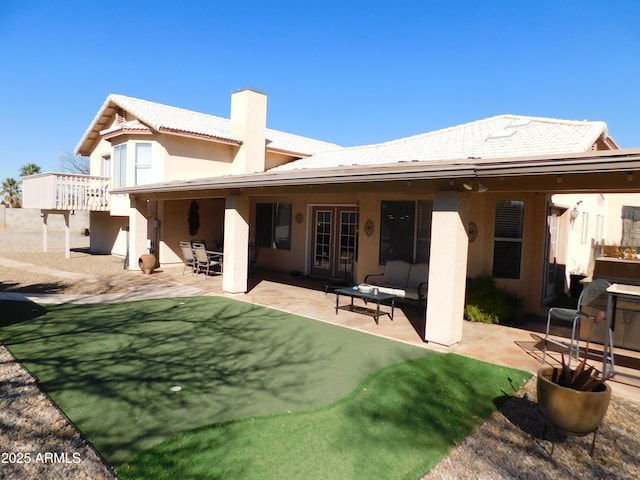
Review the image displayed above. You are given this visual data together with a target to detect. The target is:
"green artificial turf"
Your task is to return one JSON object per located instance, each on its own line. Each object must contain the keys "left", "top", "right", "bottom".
{"left": 118, "top": 354, "right": 530, "bottom": 480}
{"left": 1, "top": 296, "right": 530, "bottom": 479}
{"left": 0, "top": 296, "right": 431, "bottom": 465}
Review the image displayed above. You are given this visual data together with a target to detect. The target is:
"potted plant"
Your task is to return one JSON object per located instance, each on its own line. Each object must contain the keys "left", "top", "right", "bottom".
{"left": 537, "top": 311, "right": 611, "bottom": 443}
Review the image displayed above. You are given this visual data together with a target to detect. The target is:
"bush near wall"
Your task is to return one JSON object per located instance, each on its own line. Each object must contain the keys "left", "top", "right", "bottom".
{"left": 464, "top": 275, "right": 524, "bottom": 324}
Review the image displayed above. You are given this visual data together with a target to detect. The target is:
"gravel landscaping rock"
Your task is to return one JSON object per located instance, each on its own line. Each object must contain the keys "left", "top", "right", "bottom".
{"left": 422, "top": 378, "right": 640, "bottom": 480}
{"left": 0, "top": 346, "right": 117, "bottom": 480}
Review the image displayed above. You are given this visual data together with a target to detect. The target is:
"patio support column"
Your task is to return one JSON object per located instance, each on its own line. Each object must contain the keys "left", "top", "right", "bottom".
{"left": 128, "top": 199, "right": 149, "bottom": 270}
{"left": 63, "top": 211, "right": 70, "bottom": 259}
{"left": 425, "top": 191, "right": 469, "bottom": 346}
{"left": 223, "top": 195, "right": 250, "bottom": 294}
{"left": 41, "top": 211, "right": 49, "bottom": 252}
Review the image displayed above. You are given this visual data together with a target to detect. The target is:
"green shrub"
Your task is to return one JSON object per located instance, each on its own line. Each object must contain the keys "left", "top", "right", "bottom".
{"left": 464, "top": 275, "right": 522, "bottom": 324}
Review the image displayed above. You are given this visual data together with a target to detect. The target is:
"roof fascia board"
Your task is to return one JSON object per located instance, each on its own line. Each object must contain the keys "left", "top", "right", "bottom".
{"left": 155, "top": 127, "right": 242, "bottom": 146}
{"left": 112, "top": 148, "right": 640, "bottom": 196}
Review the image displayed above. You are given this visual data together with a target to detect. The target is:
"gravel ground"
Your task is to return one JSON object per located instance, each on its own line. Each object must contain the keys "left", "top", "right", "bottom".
{"left": 0, "top": 346, "right": 117, "bottom": 480}
{"left": 422, "top": 379, "right": 640, "bottom": 480}
{"left": 1, "top": 228, "right": 640, "bottom": 479}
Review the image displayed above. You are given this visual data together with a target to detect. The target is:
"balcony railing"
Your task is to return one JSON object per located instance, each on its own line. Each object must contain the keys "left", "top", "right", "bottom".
{"left": 22, "top": 173, "right": 110, "bottom": 211}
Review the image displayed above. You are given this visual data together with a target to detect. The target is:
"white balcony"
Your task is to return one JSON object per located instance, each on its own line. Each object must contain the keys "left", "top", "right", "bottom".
{"left": 22, "top": 173, "right": 110, "bottom": 211}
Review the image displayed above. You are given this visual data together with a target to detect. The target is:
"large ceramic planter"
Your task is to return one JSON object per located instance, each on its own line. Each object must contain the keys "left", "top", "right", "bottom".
{"left": 138, "top": 254, "right": 157, "bottom": 274}
{"left": 536, "top": 367, "right": 611, "bottom": 436}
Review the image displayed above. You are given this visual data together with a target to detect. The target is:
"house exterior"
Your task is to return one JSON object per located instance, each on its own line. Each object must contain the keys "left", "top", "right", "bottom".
{"left": 23, "top": 88, "right": 640, "bottom": 347}
{"left": 550, "top": 192, "right": 640, "bottom": 281}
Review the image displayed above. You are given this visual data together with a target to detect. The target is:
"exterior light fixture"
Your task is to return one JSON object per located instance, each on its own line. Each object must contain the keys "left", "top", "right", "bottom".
{"left": 462, "top": 173, "right": 488, "bottom": 193}
{"left": 570, "top": 207, "right": 580, "bottom": 221}
{"left": 556, "top": 175, "right": 563, "bottom": 184}
{"left": 569, "top": 206, "right": 580, "bottom": 227}
{"left": 627, "top": 172, "right": 634, "bottom": 182}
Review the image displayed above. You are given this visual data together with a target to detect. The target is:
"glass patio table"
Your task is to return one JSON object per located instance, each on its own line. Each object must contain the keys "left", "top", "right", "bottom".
{"left": 334, "top": 287, "right": 396, "bottom": 324}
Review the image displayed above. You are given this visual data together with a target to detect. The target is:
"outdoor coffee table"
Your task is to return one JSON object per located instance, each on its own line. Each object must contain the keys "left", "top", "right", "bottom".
{"left": 334, "top": 287, "right": 396, "bottom": 324}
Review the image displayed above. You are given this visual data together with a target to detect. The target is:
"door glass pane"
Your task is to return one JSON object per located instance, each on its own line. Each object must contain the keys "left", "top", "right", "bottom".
{"left": 338, "top": 211, "right": 358, "bottom": 273}
{"left": 314, "top": 210, "right": 331, "bottom": 269}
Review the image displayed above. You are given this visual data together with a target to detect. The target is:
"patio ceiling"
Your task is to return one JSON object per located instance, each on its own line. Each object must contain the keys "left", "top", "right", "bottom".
{"left": 114, "top": 148, "right": 640, "bottom": 200}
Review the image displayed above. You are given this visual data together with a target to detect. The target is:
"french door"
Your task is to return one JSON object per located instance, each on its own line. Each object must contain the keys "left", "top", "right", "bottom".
{"left": 310, "top": 206, "right": 358, "bottom": 279}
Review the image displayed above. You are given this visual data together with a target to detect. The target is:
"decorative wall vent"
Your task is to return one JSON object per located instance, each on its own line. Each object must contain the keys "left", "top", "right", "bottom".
{"left": 115, "top": 108, "right": 126, "bottom": 124}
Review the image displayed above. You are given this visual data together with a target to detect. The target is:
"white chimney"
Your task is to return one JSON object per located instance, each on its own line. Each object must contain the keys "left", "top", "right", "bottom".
{"left": 230, "top": 88, "right": 267, "bottom": 174}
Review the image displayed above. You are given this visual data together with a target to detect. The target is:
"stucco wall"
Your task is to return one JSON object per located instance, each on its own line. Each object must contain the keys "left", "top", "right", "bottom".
{"left": 162, "top": 136, "right": 234, "bottom": 181}
{"left": 89, "top": 211, "right": 128, "bottom": 255}
{"left": 159, "top": 198, "right": 226, "bottom": 265}
{"left": 0, "top": 206, "right": 89, "bottom": 232}
{"left": 89, "top": 123, "right": 303, "bottom": 187}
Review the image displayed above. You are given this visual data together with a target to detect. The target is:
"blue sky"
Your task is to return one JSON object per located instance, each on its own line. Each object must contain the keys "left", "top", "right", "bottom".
{"left": 1, "top": 0, "right": 639, "bottom": 181}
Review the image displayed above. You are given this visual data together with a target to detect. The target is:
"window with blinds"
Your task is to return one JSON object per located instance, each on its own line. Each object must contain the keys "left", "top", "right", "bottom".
{"left": 621, "top": 205, "right": 640, "bottom": 247}
{"left": 492, "top": 200, "right": 524, "bottom": 279}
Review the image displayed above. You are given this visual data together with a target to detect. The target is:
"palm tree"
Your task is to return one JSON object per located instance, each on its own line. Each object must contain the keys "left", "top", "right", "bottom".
{"left": 1, "top": 177, "right": 21, "bottom": 207}
{"left": 19, "top": 163, "right": 42, "bottom": 176}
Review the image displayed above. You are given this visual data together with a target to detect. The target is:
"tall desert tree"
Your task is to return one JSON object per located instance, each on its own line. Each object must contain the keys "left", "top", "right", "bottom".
{"left": 19, "top": 163, "right": 41, "bottom": 176}
{"left": 1, "top": 177, "right": 21, "bottom": 207}
{"left": 60, "top": 152, "right": 90, "bottom": 175}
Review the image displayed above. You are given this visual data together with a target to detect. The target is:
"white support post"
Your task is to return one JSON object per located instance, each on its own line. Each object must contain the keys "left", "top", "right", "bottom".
{"left": 425, "top": 191, "right": 469, "bottom": 346}
{"left": 128, "top": 200, "right": 150, "bottom": 271}
{"left": 42, "top": 211, "right": 49, "bottom": 252}
{"left": 222, "top": 196, "right": 250, "bottom": 294}
{"left": 64, "top": 212, "right": 70, "bottom": 259}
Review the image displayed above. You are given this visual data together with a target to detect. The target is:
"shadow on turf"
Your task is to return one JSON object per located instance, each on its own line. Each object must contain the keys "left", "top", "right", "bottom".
{"left": 0, "top": 297, "right": 364, "bottom": 467}
{"left": 0, "top": 299, "right": 47, "bottom": 327}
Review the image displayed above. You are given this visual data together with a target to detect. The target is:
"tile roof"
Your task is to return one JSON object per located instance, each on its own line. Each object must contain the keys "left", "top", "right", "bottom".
{"left": 271, "top": 115, "right": 616, "bottom": 171}
{"left": 76, "top": 94, "right": 340, "bottom": 156}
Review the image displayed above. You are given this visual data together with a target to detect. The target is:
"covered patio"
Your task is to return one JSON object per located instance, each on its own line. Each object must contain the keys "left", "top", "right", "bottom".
{"left": 118, "top": 148, "right": 640, "bottom": 351}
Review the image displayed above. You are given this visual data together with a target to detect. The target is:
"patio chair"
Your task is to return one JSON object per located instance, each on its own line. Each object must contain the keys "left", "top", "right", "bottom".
{"left": 192, "top": 242, "right": 222, "bottom": 277}
{"left": 179, "top": 241, "right": 196, "bottom": 274}
{"left": 543, "top": 278, "right": 610, "bottom": 367}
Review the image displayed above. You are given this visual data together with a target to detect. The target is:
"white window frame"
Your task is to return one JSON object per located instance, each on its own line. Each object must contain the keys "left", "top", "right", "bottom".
{"left": 113, "top": 144, "right": 127, "bottom": 188}
{"left": 101, "top": 154, "right": 111, "bottom": 178}
{"left": 581, "top": 212, "right": 589, "bottom": 245}
{"left": 135, "top": 143, "right": 153, "bottom": 185}
{"left": 492, "top": 200, "right": 525, "bottom": 279}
